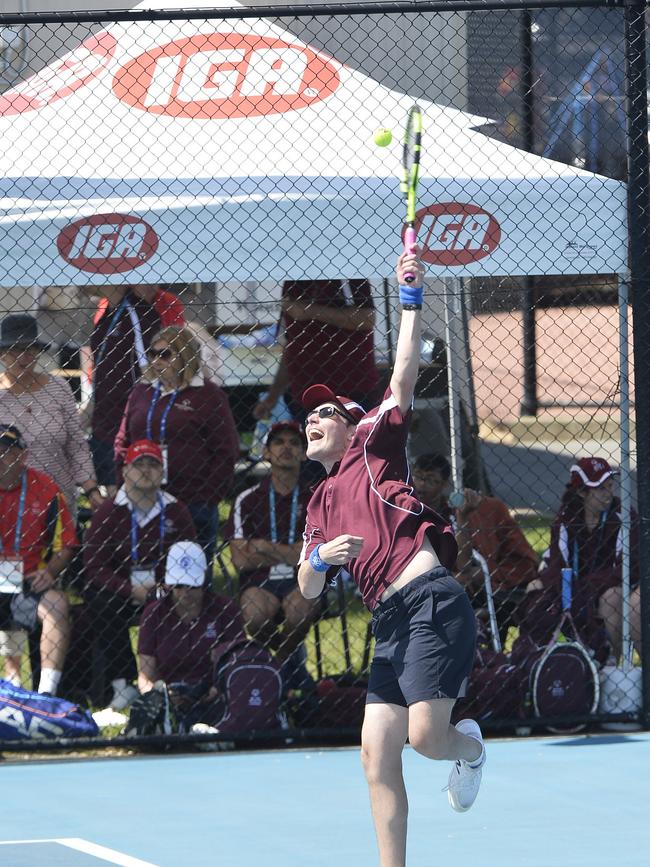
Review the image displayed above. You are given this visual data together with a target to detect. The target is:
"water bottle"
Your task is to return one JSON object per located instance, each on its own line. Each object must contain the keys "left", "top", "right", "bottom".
{"left": 561, "top": 567, "right": 573, "bottom": 612}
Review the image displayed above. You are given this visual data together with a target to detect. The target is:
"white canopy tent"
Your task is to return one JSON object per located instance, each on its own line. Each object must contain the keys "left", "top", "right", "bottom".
{"left": 0, "top": 0, "right": 627, "bottom": 288}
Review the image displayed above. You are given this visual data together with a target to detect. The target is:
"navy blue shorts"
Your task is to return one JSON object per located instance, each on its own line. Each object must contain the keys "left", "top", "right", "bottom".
{"left": 366, "top": 568, "right": 476, "bottom": 707}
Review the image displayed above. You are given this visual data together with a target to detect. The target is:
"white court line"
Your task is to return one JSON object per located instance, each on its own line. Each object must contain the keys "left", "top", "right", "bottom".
{"left": 0, "top": 838, "right": 160, "bottom": 866}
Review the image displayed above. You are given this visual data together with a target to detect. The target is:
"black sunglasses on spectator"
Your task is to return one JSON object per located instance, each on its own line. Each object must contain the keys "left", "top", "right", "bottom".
{"left": 147, "top": 347, "right": 173, "bottom": 360}
{"left": 307, "top": 405, "right": 355, "bottom": 424}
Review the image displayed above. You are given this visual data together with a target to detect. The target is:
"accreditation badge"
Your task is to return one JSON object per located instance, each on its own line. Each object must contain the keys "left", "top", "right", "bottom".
{"left": 268, "top": 563, "right": 295, "bottom": 582}
{"left": 130, "top": 568, "right": 156, "bottom": 590}
{"left": 161, "top": 445, "right": 169, "bottom": 485}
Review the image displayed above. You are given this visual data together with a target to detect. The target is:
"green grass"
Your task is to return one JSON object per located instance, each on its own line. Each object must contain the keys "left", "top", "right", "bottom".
{"left": 518, "top": 513, "right": 552, "bottom": 559}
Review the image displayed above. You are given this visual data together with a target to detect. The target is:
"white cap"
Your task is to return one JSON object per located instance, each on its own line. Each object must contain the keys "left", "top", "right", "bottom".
{"left": 164, "top": 541, "right": 206, "bottom": 587}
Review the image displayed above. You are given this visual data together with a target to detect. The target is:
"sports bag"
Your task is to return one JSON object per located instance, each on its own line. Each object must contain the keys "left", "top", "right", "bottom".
{"left": 512, "top": 611, "right": 600, "bottom": 733}
{"left": 213, "top": 640, "right": 283, "bottom": 734}
{"left": 0, "top": 679, "right": 99, "bottom": 740}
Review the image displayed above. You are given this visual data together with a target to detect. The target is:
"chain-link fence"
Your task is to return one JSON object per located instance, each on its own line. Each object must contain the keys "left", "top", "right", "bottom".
{"left": 0, "top": 0, "right": 647, "bottom": 751}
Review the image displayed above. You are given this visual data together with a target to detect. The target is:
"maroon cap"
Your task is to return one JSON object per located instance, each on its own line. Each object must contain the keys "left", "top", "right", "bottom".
{"left": 125, "top": 439, "right": 164, "bottom": 466}
{"left": 265, "top": 420, "right": 306, "bottom": 447}
{"left": 570, "top": 457, "right": 619, "bottom": 488}
{"left": 301, "top": 384, "right": 366, "bottom": 424}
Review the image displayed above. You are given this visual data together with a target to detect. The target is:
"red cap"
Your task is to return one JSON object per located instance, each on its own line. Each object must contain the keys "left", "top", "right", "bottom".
{"left": 301, "top": 384, "right": 366, "bottom": 424}
{"left": 124, "top": 439, "right": 164, "bottom": 466}
{"left": 265, "top": 421, "right": 305, "bottom": 447}
{"left": 570, "top": 457, "right": 619, "bottom": 488}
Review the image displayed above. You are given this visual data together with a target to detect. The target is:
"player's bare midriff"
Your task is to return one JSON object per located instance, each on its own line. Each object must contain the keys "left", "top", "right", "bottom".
{"left": 379, "top": 535, "right": 442, "bottom": 603}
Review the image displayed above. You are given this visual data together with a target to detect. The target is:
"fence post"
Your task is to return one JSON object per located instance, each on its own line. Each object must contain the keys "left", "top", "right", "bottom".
{"left": 624, "top": 0, "right": 650, "bottom": 727}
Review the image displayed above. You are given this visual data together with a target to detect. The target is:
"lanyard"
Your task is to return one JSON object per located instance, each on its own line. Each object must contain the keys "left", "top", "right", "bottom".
{"left": 95, "top": 296, "right": 128, "bottom": 366}
{"left": 130, "top": 494, "right": 166, "bottom": 565}
{"left": 95, "top": 297, "right": 147, "bottom": 373}
{"left": 146, "top": 384, "right": 179, "bottom": 443}
{"left": 269, "top": 484, "right": 299, "bottom": 545}
{"left": 0, "top": 471, "right": 28, "bottom": 557}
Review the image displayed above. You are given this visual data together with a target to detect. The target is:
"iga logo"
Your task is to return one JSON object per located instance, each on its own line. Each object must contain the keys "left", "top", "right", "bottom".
{"left": 416, "top": 203, "right": 501, "bottom": 266}
{"left": 57, "top": 214, "right": 159, "bottom": 274}
{"left": 0, "top": 33, "right": 117, "bottom": 116}
{"left": 112, "top": 33, "right": 341, "bottom": 119}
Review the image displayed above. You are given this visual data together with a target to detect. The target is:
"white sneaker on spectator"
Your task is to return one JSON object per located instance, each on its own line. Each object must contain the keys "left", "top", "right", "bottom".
{"left": 109, "top": 682, "right": 140, "bottom": 711}
{"left": 447, "top": 719, "right": 486, "bottom": 812}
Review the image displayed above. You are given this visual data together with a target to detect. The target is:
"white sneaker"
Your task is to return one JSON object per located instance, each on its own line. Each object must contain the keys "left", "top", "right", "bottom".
{"left": 109, "top": 683, "right": 140, "bottom": 711}
{"left": 447, "top": 719, "right": 485, "bottom": 812}
{"left": 190, "top": 723, "right": 234, "bottom": 752}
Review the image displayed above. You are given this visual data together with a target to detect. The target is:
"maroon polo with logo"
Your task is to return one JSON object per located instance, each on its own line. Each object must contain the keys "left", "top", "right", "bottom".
{"left": 225, "top": 476, "right": 311, "bottom": 589}
{"left": 138, "top": 593, "right": 245, "bottom": 685}
{"left": 300, "top": 388, "right": 457, "bottom": 610}
{"left": 282, "top": 279, "right": 380, "bottom": 404}
{"left": 114, "top": 379, "right": 239, "bottom": 506}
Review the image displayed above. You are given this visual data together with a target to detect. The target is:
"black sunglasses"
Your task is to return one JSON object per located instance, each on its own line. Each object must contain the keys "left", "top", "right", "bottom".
{"left": 307, "top": 405, "right": 355, "bottom": 424}
{"left": 147, "top": 347, "right": 173, "bottom": 360}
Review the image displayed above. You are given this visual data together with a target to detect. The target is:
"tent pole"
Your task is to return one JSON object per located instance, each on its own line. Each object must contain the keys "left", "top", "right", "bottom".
{"left": 519, "top": 9, "right": 538, "bottom": 418}
{"left": 444, "top": 277, "right": 464, "bottom": 497}
{"left": 625, "top": 0, "right": 650, "bottom": 727}
{"left": 618, "top": 272, "right": 632, "bottom": 668}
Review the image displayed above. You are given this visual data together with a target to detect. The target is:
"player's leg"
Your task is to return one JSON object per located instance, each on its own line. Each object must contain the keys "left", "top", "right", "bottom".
{"left": 397, "top": 572, "right": 484, "bottom": 812}
{"left": 408, "top": 697, "right": 481, "bottom": 761}
{"left": 361, "top": 702, "right": 409, "bottom": 867}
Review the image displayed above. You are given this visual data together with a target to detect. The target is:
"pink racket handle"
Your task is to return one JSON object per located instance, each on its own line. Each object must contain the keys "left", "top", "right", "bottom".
{"left": 403, "top": 226, "right": 417, "bottom": 283}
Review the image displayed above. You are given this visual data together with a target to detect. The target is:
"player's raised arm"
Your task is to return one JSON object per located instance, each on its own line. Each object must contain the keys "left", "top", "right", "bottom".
{"left": 389, "top": 248, "right": 425, "bottom": 414}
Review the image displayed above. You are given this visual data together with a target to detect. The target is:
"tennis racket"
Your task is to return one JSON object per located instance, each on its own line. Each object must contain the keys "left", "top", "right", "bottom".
{"left": 401, "top": 104, "right": 423, "bottom": 283}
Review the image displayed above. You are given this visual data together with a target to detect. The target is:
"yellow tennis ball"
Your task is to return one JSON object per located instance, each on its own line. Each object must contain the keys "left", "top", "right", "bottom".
{"left": 373, "top": 127, "right": 393, "bottom": 147}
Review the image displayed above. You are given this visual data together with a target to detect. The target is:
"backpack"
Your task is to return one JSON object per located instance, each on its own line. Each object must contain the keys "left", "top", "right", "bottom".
{"left": 512, "top": 611, "right": 600, "bottom": 733}
{"left": 0, "top": 680, "right": 99, "bottom": 741}
{"left": 212, "top": 640, "right": 283, "bottom": 734}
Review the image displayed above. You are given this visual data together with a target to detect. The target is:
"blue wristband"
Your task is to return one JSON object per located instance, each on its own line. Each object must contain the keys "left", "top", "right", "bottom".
{"left": 309, "top": 544, "right": 330, "bottom": 573}
{"left": 399, "top": 284, "right": 423, "bottom": 308}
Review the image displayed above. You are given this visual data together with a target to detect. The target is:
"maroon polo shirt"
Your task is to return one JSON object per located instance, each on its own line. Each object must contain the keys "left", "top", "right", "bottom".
{"left": 114, "top": 379, "right": 239, "bottom": 506}
{"left": 282, "top": 279, "right": 380, "bottom": 404}
{"left": 138, "top": 593, "right": 245, "bottom": 685}
{"left": 83, "top": 490, "right": 197, "bottom": 599}
{"left": 91, "top": 293, "right": 161, "bottom": 445}
{"left": 300, "top": 388, "right": 458, "bottom": 609}
{"left": 225, "top": 476, "right": 310, "bottom": 587}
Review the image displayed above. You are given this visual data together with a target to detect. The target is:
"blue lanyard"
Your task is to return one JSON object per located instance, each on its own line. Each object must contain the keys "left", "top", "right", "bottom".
{"left": 0, "top": 471, "right": 28, "bottom": 556}
{"left": 95, "top": 296, "right": 128, "bottom": 366}
{"left": 268, "top": 484, "right": 299, "bottom": 545}
{"left": 146, "top": 384, "right": 178, "bottom": 444}
{"left": 130, "top": 494, "right": 166, "bottom": 565}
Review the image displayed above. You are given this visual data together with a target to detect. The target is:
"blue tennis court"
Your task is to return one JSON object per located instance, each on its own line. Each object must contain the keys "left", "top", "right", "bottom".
{"left": 0, "top": 733, "right": 648, "bottom": 866}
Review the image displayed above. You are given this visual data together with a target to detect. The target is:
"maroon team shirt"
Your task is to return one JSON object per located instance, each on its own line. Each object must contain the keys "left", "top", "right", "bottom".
{"left": 225, "top": 475, "right": 310, "bottom": 588}
{"left": 300, "top": 388, "right": 458, "bottom": 610}
{"left": 138, "top": 593, "right": 245, "bottom": 685}
{"left": 282, "top": 280, "right": 380, "bottom": 403}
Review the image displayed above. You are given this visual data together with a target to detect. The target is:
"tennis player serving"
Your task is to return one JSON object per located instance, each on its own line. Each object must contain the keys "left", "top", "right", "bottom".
{"left": 298, "top": 248, "right": 485, "bottom": 867}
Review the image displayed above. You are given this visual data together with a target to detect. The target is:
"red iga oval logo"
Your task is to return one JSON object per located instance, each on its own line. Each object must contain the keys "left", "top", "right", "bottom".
{"left": 112, "top": 33, "right": 341, "bottom": 119}
{"left": 0, "top": 33, "right": 117, "bottom": 117}
{"left": 415, "top": 202, "right": 501, "bottom": 266}
{"left": 57, "top": 214, "right": 159, "bottom": 274}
